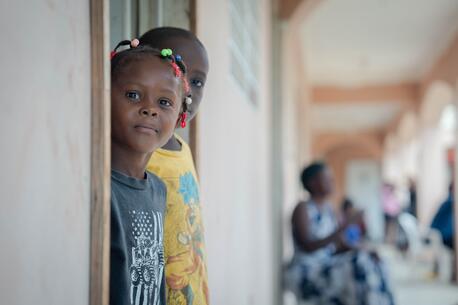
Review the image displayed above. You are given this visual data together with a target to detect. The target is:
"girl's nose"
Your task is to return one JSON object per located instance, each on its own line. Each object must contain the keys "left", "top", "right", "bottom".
{"left": 139, "top": 106, "right": 158, "bottom": 117}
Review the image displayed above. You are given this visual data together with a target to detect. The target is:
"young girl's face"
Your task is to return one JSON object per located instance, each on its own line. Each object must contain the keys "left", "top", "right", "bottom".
{"left": 111, "top": 56, "right": 183, "bottom": 154}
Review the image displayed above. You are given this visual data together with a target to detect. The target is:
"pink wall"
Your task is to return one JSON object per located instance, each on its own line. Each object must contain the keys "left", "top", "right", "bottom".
{"left": 0, "top": 0, "right": 91, "bottom": 304}
{"left": 196, "top": 1, "right": 275, "bottom": 304}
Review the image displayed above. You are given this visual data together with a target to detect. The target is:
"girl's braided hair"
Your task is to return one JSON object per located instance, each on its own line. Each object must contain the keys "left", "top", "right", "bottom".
{"left": 111, "top": 40, "right": 192, "bottom": 112}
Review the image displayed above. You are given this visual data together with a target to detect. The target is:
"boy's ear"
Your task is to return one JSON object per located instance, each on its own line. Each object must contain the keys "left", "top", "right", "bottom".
{"left": 176, "top": 111, "right": 186, "bottom": 129}
{"left": 175, "top": 113, "right": 182, "bottom": 129}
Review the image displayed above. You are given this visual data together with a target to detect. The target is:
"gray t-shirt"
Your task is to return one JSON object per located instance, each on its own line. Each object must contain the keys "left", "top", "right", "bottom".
{"left": 110, "top": 169, "right": 166, "bottom": 305}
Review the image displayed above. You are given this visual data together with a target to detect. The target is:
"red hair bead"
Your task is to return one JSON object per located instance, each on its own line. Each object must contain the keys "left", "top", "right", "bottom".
{"left": 180, "top": 113, "right": 187, "bottom": 128}
{"left": 171, "top": 62, "right": 182, "bottom": 77}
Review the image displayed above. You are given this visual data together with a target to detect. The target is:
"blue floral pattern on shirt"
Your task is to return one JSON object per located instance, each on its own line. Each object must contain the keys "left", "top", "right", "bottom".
{"left": 178, "top": 172, "right": 200, "bottom": 205}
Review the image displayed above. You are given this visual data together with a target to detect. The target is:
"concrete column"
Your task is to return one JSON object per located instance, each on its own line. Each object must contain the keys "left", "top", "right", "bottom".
{"left": 417, "top": 126, "right": 449, "bottom": 226}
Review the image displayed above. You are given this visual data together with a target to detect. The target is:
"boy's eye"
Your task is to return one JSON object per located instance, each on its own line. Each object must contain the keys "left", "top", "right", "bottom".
{"left": 159, "top": 99, "right": 172, "bottom": 107}
{"left": 191, "top": 79, "right": 204, "bottom": 88}
{"left": 125, "top": 91, "right": 141, "bottom": 102}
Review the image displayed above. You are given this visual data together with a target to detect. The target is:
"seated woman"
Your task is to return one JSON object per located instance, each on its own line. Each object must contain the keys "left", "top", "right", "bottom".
{"left": 285, "top": 162, "right": 395, "bottom": 305}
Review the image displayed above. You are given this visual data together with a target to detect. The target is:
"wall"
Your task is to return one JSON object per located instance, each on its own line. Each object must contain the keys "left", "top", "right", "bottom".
{"left": 417, "top": 127, "right": 450, "bottom": 224}
{"left": 0, "top": 1, "right": 91, "bottom": 304}
{"left": 196, "top": 0, "right": 274, "bottom": 304}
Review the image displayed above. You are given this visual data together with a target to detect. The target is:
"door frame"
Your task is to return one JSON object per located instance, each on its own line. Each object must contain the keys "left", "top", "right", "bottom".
{"left": 90, "top": 0, "right": 111, "bottom": 304}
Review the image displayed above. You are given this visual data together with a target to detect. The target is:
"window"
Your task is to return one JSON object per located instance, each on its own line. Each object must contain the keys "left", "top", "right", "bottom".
{"left": 229, "top": 0, "right": 260, "bottom": 104}
{"left": 110, "top": 0, "right": 191, "bottom": 48}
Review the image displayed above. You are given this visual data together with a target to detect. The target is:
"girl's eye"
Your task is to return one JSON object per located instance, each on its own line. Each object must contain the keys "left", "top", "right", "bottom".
{"left": 159, "top": 99, "right": 172, "bottom": 107}
{"left": 191, "top": 79, "right": 204, "bottom": 88}
{"left": 125, "top": 91, "right": 141, "bottom": 102}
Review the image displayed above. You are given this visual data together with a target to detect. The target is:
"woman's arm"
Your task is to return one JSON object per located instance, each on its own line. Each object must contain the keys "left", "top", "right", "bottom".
{"left": 292, "top": 202, "right": 346, "bottom": 253}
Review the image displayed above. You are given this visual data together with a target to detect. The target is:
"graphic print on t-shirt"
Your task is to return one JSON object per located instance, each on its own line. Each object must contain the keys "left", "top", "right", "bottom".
{"left": 129, "top": 210, "right": 164, "bottom": 305}
{"left": 164, "top": 171, "right": 209, "bottom": 305}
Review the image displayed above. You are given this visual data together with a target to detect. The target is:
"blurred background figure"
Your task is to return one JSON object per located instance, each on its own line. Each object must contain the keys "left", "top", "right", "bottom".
{"left": 407, "top": 179, "right": 418, "bottom": 218}
{"left": 431, "top": 183, "right": 455, "bottom": 251}
{"left": 285, "top": 162, "right": 395, "bottom": 305}
{"left": 382, "top": 183, "right": 402, "bottom": 245}
{"left": 341, "top": 197, "right": 367, "bottom": 245}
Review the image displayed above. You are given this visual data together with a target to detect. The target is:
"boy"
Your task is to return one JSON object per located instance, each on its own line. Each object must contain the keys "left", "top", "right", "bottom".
{"left": 139, "top": 28, "right": 210, "bottom": 305}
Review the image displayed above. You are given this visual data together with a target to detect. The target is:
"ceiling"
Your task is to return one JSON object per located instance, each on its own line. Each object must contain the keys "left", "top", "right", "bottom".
{"left": 302, "top": 0, "right": 458, "bottom": 87}
{"left": 311, "top": 102, "right": 401, "bottom": 133}
{"left": 302, "top": 0, "right": 458, "bottom": 133}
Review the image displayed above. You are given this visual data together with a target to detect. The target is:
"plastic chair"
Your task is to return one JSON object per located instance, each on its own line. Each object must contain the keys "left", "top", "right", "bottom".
{"left": 397, "top": 212, "right": 453, "bottom": 282}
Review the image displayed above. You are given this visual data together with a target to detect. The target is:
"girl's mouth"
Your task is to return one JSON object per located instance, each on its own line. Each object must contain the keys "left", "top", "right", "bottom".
{"left": 134, "top": 124, "right": 159, "bottom": 135}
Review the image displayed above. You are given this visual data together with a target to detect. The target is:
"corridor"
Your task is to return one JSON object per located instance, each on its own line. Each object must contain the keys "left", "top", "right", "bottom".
{"left": 282, "top": 0, "right": 458, "bottom": 304}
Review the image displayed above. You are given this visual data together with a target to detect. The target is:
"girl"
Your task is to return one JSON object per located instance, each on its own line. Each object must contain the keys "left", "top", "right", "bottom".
{"left": 110, "top": 40, "right": 192, "bottom": 305}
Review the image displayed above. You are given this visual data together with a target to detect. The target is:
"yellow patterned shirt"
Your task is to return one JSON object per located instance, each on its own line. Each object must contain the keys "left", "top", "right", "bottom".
{"left": 147, "top": 134, "right": 209, "bottom": 305}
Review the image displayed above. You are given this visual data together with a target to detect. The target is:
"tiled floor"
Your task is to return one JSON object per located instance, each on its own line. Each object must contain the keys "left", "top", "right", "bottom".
{"left": 395, "top": 279, "right": 458, "bottom": 305}
{"left": 382, "top": 246, "right": 458, "bottom": 305}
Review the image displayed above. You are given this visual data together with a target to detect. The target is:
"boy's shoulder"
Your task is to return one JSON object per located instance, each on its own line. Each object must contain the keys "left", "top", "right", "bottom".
{"left": 156, "top": 133, "right": 192, "bottom": 157}
{"left": 148, "top": 134, "right": 197, "bottom": 176}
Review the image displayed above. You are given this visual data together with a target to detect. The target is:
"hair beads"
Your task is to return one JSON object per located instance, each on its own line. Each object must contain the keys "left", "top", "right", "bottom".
{"left": 111, "top": 42, "right": 193, "bottom": 128}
